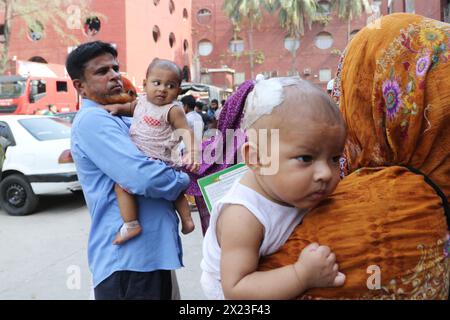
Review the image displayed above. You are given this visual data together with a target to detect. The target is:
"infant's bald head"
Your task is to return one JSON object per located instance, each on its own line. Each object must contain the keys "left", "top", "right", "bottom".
{"left": 249, "top": 79, "right": 345, "bottom": 135}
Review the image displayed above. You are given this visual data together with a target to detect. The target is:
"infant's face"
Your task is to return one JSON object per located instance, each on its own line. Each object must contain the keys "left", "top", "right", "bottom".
{"left": 257, "top": 119, "right": 346, "bottom": 209}
{"left": 145, "top": 67, "right": 180, "bottom": 106}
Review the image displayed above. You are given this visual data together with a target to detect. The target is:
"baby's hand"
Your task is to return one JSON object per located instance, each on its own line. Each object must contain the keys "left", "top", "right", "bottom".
{"left": 294, "top": 243, "right": 345, "bottom": 290}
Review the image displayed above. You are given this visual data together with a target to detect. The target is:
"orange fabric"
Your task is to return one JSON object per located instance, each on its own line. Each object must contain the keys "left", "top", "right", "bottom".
{"left": 259, "top": 14, "right": 450, "bottom": 299}
{"left": 338, "top": 13, "right": 450, "bottom": 200}
{"left": 260, "top": 167, "right": 449, "bottom": 299}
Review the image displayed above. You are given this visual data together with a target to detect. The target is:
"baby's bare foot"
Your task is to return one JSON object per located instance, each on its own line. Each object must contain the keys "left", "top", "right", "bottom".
{"left": 113, "top": 221, "right": 142, "bottom": 245}
{"left": 181, "top": 217, "right": 195, "bottom": 235}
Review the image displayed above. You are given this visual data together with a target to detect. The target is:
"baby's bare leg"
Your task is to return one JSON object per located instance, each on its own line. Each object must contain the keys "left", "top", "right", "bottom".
{"left": 175, "top": 194, "right": 195, "bottom": 234}
{"left": 113, "top": 184, "right": 142, "bottom": 245}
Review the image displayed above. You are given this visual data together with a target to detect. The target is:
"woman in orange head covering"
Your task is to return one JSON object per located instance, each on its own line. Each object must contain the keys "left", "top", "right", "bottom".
{"left": 259, "top": 13, "right": 450, "bottom": 299}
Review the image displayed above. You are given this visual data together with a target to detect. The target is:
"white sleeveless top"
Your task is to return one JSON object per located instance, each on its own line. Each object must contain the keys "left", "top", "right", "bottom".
{"left": 129, "top": 95, "right": 183, "bottom": 166}
{"left": 200, "top": 181, "right": 305, "bottom": 299}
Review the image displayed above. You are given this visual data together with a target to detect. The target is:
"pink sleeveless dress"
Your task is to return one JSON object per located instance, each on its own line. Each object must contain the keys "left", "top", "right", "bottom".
{"left": 129, "top": 95, "right": 183, "bottom": 167}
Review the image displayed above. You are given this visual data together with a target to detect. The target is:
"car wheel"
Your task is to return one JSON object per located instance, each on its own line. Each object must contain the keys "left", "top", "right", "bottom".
{"left": 0, "top": 174, "right": 39, "bottom": 216}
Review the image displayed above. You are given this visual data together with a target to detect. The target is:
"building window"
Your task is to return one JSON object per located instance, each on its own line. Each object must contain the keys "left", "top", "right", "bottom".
{"left": 319, "top": 69, "right": 332, "bottom": 82}
{"left": 29, "top": 56, "right": 48, "bottom": 63}
{"left": 153, "top": 0, "right": 160, "bottom": 6}
{"left": 28, "top": 21, "right": 44, "bottom": 41}
{"left": 200, "top": 74, "right": 211, "bottom": 84}
{"left": 183, "top": 39, "right": 189, "bottom": 52}
{"left": 153, "top": 25, "right": 161, "bottom": 42}
{"left": 349, "top": 29, "right": 360, "bottom": 40}
{"left": 0, "top": 24, "right": 4, "bottom": 43}
{"left": 388, "top": 0, "right": 393, "bottom": 14}
{"left": 182, "top": 66, "right": 190, "bottom": 81}
{"left": 169, "top": 33, "right": 176, "bottom": 48}
{"left": 234, "top": 72, "right": 245, "bottom": 86}
{"left": 404, "top": 0, "right": 415, "bottom": 13}
{"left": 56, "top": 81, "right": 68, "bottom": 92}
{"left": 318, "top": 0, "right": 331, "bottom": 15}
{"left": 229, "top": 38, "right": 244, "bottom": 53}
{"left": 198, "top": 40, "right": 213, "bottom": 56}
{"left": 197, "top": 8, "right": 212, "bottom": 24}
{"left": 84, "top": 16, "right": 101, "bottom": 36}
{"left": 169, "top": 0, "right": 175, "bottom": 14}
{"left": 445, "top": 0, "right": 450, "bottom": 23}
{"left": 284, "top": 37, "right": 300, "bottom": 52}
{"left": 314, "top": 32, "right": 333, "bottom": 49}
{"left": 183, "top": 8, "right": 189, "bottom": 20}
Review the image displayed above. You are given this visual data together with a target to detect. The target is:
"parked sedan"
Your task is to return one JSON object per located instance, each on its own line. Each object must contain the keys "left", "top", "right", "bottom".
{"left": 54, "top": 111, "right": 77, "bottom": 123}
{"left": 0, "top": 115, "right": 80, "bottom": 216}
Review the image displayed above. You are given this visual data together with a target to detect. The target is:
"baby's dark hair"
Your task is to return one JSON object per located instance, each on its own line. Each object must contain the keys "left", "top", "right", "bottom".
{"left": 146, "top": 58, "right": 182, "bottom": 84}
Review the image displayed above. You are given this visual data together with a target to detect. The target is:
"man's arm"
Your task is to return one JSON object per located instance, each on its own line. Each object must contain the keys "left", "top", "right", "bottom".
{"left": 102, "top": 100, "right": 137, "bottom": 116}
{"left": 74, "top": 108, "right": 189, "bottom": 201}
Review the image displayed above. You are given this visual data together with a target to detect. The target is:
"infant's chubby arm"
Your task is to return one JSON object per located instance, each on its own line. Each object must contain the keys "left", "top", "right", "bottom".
{"left": 218, "top": 204, "right": 345, "bottom": 300}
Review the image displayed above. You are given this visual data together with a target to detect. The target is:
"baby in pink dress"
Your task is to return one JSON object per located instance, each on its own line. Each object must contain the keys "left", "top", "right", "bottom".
{"left": 103, "top": 58, "right": 199, "bottom": 244}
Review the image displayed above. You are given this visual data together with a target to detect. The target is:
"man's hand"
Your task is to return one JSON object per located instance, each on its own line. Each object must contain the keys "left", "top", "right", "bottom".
{"left": 182, "top": 150, "right": 200, "bottom": 173}
{"left": 101, "top": 102, "right": 132, "bottom": 116}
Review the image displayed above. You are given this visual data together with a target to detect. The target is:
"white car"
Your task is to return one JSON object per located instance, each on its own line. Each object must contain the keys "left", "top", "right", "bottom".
{"left": 0, "top": 115, "right": 80, "bottom": 216}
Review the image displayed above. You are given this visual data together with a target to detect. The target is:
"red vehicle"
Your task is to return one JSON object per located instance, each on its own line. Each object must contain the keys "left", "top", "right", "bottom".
{"left": 0, "top": 60, "right": 79, "bottom": 115}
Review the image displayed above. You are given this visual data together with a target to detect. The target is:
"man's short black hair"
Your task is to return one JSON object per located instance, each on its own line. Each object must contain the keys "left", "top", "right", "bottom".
{"left": 195, "top": 101, "right": 204, "bottom": 110}
{"left": 66, "top": 41, "right": 118, "bottom": 80}
{"left": 211, "top": 99, "right": 218, "bottom": 105}
{"left": 181, "top": 95, "right": 196, "bottom": 111}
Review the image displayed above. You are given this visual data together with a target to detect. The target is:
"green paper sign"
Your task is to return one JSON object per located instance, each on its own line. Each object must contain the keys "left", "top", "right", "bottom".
{"left": 197, "top": 163, "right": 249, "bottom": 213}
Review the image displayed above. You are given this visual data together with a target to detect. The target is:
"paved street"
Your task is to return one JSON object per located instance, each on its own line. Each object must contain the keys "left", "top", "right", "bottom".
{"left": 0, "top": 193, "right": 206, "bottom": 300}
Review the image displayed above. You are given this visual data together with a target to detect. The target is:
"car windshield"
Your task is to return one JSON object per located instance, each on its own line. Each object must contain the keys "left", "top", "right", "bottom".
{"left": 18, "top": 117, "right": 71, "bottom": 141}
{"left": 0, "top": 81, "right": 26, "bottom": 99}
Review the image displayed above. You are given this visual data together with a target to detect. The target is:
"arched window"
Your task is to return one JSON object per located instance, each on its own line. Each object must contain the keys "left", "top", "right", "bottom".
{"left": 169, "top": 33, "right": 176, "bottom": 48}
{"left": 229, "top": 38, "right": 244, "bottom": 53}
{"left": 28, "top": 21, "right": 44, "bottom": 41}
{"left": 153, "top": 25, "right": 161, "bottom": 42}
{"left": 197, "top": 8, "right": 212, "bottom": 24}
{"left": 169, "top": 0, "right": 175, "bottom": 14}
{"left": 198, "top": 40, "right": 213, "bottom": 56}
{"left": 84, "top": 16, "right": 101, "bottom": 36}
{"left": 314, "top": 32, "right": 333, "bottom": 49}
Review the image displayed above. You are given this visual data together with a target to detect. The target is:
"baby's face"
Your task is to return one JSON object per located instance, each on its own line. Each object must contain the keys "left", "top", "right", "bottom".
{"left": 145, "top": 67, "right": 181, "bottom": 106}
{"left": 255, "top": 108, "right": 346, "bottom": 210}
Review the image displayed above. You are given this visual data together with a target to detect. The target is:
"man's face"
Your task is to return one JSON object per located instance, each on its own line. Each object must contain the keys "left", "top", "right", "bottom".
{"left": 74, "top": 53, "right": 123, "bottom": 101}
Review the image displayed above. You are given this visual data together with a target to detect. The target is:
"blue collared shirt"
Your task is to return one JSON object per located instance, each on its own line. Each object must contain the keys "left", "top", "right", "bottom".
{"left": 71, "top": 98, "right": 190, "bottom": 287}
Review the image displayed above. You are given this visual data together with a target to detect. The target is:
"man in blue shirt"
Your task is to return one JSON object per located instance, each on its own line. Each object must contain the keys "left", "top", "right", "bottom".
{"left": 66, "top": 41, "right": 190, "bottom": 299}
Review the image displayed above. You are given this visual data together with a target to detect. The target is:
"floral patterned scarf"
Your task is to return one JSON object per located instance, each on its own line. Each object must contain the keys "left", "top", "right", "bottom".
{"left": 259, "top": 14, "right": 450, "bottom": 299}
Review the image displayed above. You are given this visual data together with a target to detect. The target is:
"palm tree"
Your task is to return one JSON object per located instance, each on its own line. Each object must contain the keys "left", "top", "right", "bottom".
{"left": 330, "top": 0, "right": 372, "bottom": 42}
{"left": 269, "top": 0, "right": 318, "bottom": 75}
{"left": 223, "top": 0, "right": 268, "bottom": 79}
{"left": 0, "top": 0, "right": 96, "bottom": 73}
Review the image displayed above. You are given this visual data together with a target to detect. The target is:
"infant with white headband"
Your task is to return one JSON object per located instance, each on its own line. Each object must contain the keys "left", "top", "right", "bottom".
{"left": 200, "top": 76, "right": 347, "bottom": 299}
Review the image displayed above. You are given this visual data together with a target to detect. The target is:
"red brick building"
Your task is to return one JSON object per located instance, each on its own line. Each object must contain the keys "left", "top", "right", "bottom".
{"left": 1, "top": 0, "right": 193, "bottom": 91}
{"left": 1, "top": 0, "right": 448, "bottom": 91}
{"left": 191, "top": 0, "right": 448, "bottom": 90}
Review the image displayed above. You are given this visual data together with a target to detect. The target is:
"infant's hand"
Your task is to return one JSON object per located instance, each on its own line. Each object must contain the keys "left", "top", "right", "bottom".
{"left": 294, "top": 242, "right": 345, "bottom": 290}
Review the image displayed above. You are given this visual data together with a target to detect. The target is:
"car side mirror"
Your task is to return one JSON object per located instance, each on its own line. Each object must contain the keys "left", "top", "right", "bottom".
{"left": 0, "top": 136, "right": 11, "bottom": 152}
